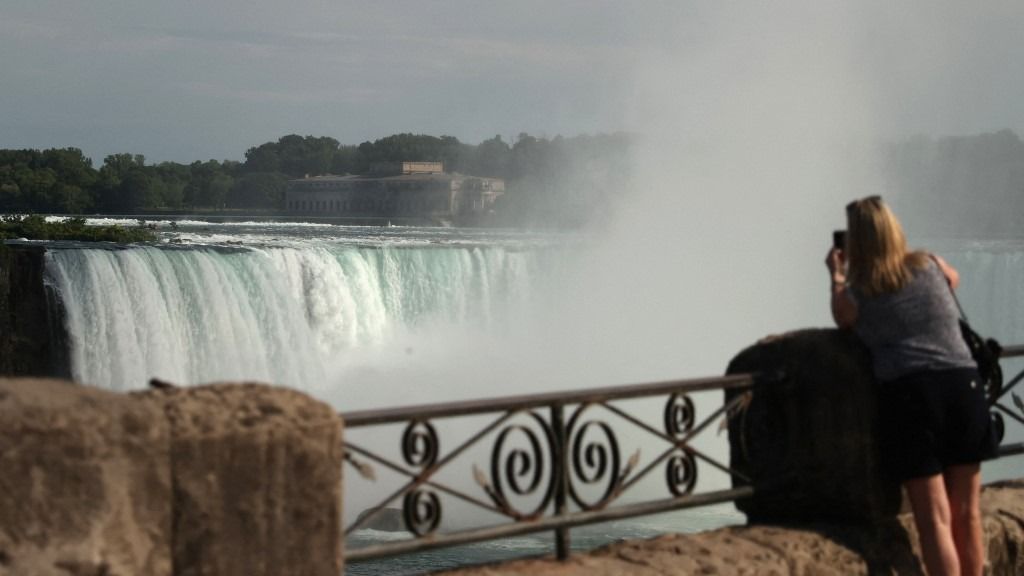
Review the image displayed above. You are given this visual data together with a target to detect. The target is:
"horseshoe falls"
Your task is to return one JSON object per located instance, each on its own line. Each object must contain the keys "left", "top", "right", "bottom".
{"left": 38, "top": 223, "right": 1024, "bottom": 419}
{"left": 45, "top": 241, "right": 540, "bottom": 393}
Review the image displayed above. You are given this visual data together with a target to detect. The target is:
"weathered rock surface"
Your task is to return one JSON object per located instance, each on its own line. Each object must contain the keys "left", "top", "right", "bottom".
{"left": 160, "top": 382, "right": 344, "bottom": 576}
{"left": 0, "top": 378, "right": 172, "bottom": 576}
{"left": 0, "top": 245, "right": 66, "bottom": 377}
{"left": 0, "top": 378, "right": 344, "bottom": 576}
{"left": 725, "top": 329, "right": 901, "bottom": 523}
{"left": 436, "top": 480, "right": 1024, "bottom": 575}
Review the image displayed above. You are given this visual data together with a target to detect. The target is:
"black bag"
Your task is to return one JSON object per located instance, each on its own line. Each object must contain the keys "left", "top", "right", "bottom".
{"left": 933, "top": 255, "right": 1003, "bottom": 402}
{"left": 957, "top": 318, "right": 1003, "bottom": 402}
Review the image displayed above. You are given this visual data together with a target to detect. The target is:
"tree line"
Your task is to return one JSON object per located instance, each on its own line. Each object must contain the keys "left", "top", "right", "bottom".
{"left": 0, "top": 132, "right": 633, "bottom": 228}
{"left": 881, "top": 129, "right": 1024, "bottom": 237}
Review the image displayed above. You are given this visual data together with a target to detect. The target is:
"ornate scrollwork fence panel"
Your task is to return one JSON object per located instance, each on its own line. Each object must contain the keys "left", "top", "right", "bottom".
{"left": 341, "top": 374, "right": 759, "bottom": 562}
{"left": 992, "top": 345, "right": 1024, "bottom": 457}
{"left": 341, "top": 347, "right": 1024, "bottom": 564}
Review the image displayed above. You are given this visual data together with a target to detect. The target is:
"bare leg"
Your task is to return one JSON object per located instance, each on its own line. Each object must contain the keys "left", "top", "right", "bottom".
{"left": 905, "top": 474, "right": 959, "bottom": 575}
{"left": 943, "top": 463, "right": 984, "bottom": 576}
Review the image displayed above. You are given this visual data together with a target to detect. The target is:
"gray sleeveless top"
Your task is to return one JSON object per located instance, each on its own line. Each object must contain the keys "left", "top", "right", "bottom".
{"left": 847, "top": 259, "right": 975, "bottom": 381}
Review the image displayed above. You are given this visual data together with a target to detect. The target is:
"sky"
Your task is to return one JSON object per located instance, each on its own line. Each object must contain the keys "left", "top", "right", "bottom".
{"left": 3, "top": 2, "right": 1024, "bottom": 165}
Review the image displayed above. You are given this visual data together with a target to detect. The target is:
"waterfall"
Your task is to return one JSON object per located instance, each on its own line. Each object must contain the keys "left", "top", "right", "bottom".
{"left": 41, "top": 237, "right": 1024, "bottom": 400}
{"left": 45, "top": 244, "right": 539, "bottom": 391}
{"left": 944, "top": 241, "right": 1024, "bottom": 344}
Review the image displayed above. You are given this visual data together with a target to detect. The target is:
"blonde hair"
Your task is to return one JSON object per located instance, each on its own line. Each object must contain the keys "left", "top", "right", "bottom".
{"left": 845, "top": 196, "right": 929, "bottom": 297}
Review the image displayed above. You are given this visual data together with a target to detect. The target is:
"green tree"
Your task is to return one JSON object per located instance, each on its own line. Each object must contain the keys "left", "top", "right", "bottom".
{"left": 184, "top": 160, "right": 235, "bottom": 208}
{"left": 243, "top": 142, "right": 281, "bottom": 173}
{"left": 229, "top": 172, "right": 287, "bottom": 209}
{"left": 244, "top": 134, "right": 339, "bottom": 178}
{"left": 207, "top": 173, "right": 233, "bottom": 209}
{"left": 96, "top": 153, "right": 145, "bottom": 212}
{"left": 471, "top": 135, "right": 512, "bottom": 178}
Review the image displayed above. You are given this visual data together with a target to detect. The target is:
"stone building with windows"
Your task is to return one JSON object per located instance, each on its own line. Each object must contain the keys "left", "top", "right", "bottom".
{"left": 285, "top": 162, "right": 504, "bottom": 225}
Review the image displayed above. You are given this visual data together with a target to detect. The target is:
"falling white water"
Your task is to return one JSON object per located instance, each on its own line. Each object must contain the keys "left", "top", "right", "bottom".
{"left": 45, "top": 244, "right": 540, "bottom": 391}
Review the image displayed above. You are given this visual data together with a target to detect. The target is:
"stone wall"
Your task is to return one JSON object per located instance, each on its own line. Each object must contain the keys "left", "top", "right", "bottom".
{"left": 0, "top": 378, "right": 343, "bottom": 576}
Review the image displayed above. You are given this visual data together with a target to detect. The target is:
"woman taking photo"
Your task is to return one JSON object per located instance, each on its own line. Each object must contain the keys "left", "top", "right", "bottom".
{"left": 827, "top": 196, "right": 993, "bottom": 576}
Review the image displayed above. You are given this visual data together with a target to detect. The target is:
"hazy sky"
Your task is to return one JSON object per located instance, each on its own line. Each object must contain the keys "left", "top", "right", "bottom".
{"left": 3, "top": 2, "right": 1024, "bottom": 164}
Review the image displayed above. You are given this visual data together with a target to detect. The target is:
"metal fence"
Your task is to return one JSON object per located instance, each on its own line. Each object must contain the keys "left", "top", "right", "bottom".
{"left": 340, "top": 345, "right": 1024, "bottom": 564}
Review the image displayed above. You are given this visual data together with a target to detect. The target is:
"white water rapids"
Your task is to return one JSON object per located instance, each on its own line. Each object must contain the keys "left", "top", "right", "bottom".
{"left": 45, "top": 243, "right": 539, "bottom": 391}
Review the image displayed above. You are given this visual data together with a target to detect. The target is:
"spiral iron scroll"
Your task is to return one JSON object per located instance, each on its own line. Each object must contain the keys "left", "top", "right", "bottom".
{"left": 566, "top": 404, "right": 622, "bottom": 510}
{"left": 403, "top": 489, "right": 441, "bottom": 537}
{"left": 664, "top": 393, "right": 695, "bottom": 438}
{"left": 486, "top": 412, "right": 556, "bottom": 519}
{"left": 664, "top": 394, "right": 698, "bottom": 496}
{"left": 401, "top": 420, "right": 441, "bottom": 535}
{"left": 402, "top": 420, "right": 439, "bottom": 469}
{"left": 666, "top": 448, "right": 698, "bottom": 496}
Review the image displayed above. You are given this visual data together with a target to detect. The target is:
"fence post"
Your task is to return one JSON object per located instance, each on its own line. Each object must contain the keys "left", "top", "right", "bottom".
{"left": 551, "top": 402, "right": 570, "bottom": 560}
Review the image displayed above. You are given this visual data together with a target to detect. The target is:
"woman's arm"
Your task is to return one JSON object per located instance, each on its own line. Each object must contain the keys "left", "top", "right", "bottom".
{"left": 831, "top": 283, "right": 858, "bottom": 328}
{"left": 826, "top": 247, "right": 858, "bottom": 328}
{"left": 931, "top": 254, "right": 960, "bottom": 290}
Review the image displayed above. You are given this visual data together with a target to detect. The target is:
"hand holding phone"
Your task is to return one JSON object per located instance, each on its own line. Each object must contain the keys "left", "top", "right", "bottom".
{"left": 833, "top": 230, "right": 847, "bottom": 250}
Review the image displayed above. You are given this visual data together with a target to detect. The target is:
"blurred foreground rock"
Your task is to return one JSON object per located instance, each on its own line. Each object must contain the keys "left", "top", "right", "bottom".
{"left": 725, "top": 329, "right": 901, "bottom": 522}
{"left": 0, "top": 378, "right": 343, "bottom": 576}
{"left": 0, "top": 378, "right": 171, "bottom": 576}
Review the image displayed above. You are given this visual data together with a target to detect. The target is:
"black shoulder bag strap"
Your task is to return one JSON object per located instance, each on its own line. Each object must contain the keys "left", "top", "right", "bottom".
{"left": 930, "top": 255, "right": 1003, "bottom": 403}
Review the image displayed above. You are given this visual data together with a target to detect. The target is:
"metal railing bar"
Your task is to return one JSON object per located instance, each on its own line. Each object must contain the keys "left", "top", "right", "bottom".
{"left": 342, "top": 444, "right": 504, "bottom": 532}
{"left": 997, "top": 442, "right": 1024, "bottom": 457}
{"left": 617, "top": 443, "right": 683, "bottom": 496}
{"left": 346, "top": 485, "right": 755, "bottom": 562}
{"left": 616, "top": 436, "right": 752, "bottom": 500}
{"left": 993, "top": 367, "right": 1024, "bottom": 403}
{"left": 344, "top": 466, "right": 426, "bottom": 536}
{"left": 994, "top": 403, "right": 1024, "bottom": 428}
{"left": 687, "top": 446, "right": 752, "bottom": 484}
{"left": 1000, "top": 345, "right": 1024, "bottom": 358}
{"left": 674, "top": 392, "right": 749, "bottom": 451}
{"left": 615, "top": 393, "right": 754, "bottom": 495}
{"left": 342, "top": 374, "right": 756, "bottom": 427}
{"left": 344, "top": 410, "right": 518, "bottom": 534}
{"left": 421, "top": 410, "right": 518, "bottom": 480}
{"left": 601, "top": 402, "right": 676, "bottom": 443}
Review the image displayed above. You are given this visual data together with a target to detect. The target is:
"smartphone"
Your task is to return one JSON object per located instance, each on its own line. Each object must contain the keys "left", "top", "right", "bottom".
{"left": 833, "top": 230, "right": 847, "bottom": 250}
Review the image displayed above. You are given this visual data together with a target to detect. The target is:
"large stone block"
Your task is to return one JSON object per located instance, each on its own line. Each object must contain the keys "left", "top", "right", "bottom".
{"left": 725, "top": 329, "right": 901, "bottom": 523}
{"left": 160, "top": 383, "right": 343, "bottom": 576}
{"left": 0, "top": 378, "right": 172, "bottom": 576}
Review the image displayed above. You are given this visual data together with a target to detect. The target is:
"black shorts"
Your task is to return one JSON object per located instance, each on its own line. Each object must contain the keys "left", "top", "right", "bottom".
{"left": 878, "top": 367, "right": 997, "bottom": 482}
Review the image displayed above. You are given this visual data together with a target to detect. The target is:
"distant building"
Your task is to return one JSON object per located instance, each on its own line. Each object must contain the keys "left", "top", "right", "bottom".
{"left": 285, "top": 162, "right": 504, "bottom": 225}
